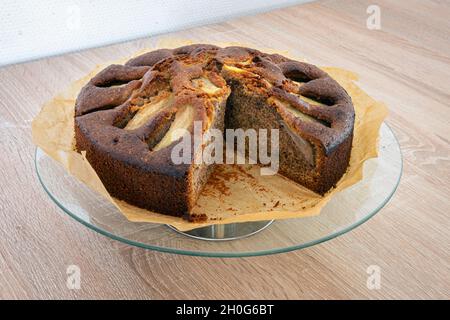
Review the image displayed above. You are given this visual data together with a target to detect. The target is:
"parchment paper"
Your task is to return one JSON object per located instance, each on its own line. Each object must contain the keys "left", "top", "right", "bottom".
{"left": 32, "top": 40, "right": 388, "bottom": 231}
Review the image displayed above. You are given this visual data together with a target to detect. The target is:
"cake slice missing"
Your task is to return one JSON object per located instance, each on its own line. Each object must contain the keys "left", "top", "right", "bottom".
{"left": 74, "top": 45, "right": 354, "bottom": 221}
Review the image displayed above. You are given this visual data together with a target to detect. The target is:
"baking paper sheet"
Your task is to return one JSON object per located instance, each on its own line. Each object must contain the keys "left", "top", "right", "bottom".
{"left": 32, "top": 40, "right": 388, "bottom": 231}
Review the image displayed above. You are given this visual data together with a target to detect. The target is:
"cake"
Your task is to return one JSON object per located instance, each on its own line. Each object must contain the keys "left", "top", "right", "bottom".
{"left": 74, "top": 44, "right": 354, "bottom": 221}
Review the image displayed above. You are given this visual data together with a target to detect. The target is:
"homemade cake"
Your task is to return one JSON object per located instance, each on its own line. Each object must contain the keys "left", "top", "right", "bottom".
{"left": 75, "top": 44, "right": 354, "bottom": 221}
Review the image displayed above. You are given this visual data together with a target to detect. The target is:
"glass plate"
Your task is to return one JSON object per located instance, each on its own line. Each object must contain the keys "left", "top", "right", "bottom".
{"left": 35, "top": 123, "right": 402, "bottom": 257}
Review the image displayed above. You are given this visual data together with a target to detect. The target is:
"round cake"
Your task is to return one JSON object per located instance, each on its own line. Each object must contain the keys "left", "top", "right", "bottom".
{"left": 74, "top": 44, "right": 354, "bottom": 221}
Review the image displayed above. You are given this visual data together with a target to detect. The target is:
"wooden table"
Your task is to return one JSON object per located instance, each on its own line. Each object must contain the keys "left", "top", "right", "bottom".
{"left": 1, "top": 0, "right": 449, "bottom": 299}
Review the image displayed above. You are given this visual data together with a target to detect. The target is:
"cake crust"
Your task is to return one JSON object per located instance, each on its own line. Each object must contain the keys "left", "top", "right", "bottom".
{"left": 74, "top": 44, "right": 355, "bottom": 220}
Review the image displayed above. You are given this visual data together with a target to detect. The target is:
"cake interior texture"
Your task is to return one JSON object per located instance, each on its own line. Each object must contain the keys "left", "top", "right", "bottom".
{"left": 74, "top": 44, "right": 355, "bottom": 221}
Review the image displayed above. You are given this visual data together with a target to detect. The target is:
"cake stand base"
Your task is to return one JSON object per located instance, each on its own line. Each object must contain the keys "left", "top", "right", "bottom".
{"left": 167, "top": 220, "right": 274, "bottom": 241}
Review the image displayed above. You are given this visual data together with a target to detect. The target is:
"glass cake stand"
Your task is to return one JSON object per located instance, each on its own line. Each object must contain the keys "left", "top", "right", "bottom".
{"left": 35, "top": 123, "right": 402, "bottom": 257}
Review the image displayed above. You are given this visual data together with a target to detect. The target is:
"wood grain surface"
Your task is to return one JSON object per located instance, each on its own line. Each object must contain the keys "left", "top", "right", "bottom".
{"left": 0, "top": 0, "right": 449, "bottom": 299}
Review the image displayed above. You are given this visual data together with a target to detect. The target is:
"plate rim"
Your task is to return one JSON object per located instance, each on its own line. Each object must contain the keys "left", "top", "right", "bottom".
{"left": 34, "top": 122, "right": 403, "bottom": 257}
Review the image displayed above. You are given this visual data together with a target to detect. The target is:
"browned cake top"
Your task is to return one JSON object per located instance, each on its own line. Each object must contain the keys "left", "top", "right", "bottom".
{"left": 75, "top": 44, "right": 354, "bottom": 172}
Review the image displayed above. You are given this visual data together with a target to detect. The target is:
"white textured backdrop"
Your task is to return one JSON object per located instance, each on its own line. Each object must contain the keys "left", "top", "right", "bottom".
{"left": 0, "top": 0, "right": 311, "bottom": 66}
